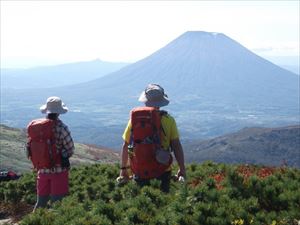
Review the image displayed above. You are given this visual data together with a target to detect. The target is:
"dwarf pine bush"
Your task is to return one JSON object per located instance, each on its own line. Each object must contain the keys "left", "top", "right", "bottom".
{"left": 1, "top": 163, "right": 299, "bottom": 225}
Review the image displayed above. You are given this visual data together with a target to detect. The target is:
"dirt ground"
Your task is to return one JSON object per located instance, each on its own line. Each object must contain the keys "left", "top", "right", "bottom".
{"left": 0, "top": 202, "right": 33, "bottom": 225}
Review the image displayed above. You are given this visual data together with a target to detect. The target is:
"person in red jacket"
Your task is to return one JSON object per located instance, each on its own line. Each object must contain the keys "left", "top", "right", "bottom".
{"left": 27, "top": 96, "right": 74, "bottom": 211}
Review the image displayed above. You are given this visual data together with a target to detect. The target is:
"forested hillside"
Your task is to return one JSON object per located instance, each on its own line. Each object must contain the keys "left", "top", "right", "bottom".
{"left": 0, "top": 163, "right": 299, "bottom": 225}
{"left": 185, "top": 125, "right": 300, "bottom": 168}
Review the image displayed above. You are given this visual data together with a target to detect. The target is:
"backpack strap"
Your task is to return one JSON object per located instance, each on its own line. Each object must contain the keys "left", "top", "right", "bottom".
{"left": 159, "top": 110, "right": 168, "bottom": 116}
{"left": 129, "top": 127, "right": 134, "bottom": 145}
{"left": 48, "top": 119, "right": 57, "bottom": 168}
{"left": 159, "top": 110, "right": 168, "bottom": 137}
{"left": 152, "top": 112, "right": 161, "bottom": 149}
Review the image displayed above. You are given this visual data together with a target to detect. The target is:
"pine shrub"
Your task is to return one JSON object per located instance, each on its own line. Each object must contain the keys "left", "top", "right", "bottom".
{"left": 1, "top": 163, "right": 299, "bottom": 225}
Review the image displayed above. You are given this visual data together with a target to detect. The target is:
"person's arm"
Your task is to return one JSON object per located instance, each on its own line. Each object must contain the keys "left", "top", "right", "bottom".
{"left": 61, "top": 125, "right": 75, "bottom": 158}
{"left": 26, "top": 142, "right": 31, "bottom": 159}
{"left": 119, "top": 141, "right": 129, "bottom": 177}
{"left": 171, "top": 138, "right": 186, "bottom": 178}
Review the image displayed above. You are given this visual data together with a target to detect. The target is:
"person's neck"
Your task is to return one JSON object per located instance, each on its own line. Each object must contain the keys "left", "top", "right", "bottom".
{"left": 47, "top": 113, "right": 59, "bottom": 120}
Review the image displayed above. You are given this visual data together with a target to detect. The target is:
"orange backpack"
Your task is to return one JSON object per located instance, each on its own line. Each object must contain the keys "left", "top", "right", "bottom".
{"left": 128, "top": 107, "right": 172, "bottom": 179}
{"left": 27, "top": 118, "right": 61, "bottom": 170}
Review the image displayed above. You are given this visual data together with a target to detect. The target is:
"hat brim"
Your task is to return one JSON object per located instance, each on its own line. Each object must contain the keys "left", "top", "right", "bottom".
{"left": 138, "top": 91, "right": 169, "bottom": 107}
{"left": 40, "top": 105, "right": 68, "bottom": 114}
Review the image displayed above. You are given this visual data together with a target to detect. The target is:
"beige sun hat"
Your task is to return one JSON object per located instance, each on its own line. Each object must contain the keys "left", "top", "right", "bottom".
{"left": 40, "top": 96, "right": 68, "bottom": 114}
{"left": 138, "top": 84, "right": 169, "bottom": 107}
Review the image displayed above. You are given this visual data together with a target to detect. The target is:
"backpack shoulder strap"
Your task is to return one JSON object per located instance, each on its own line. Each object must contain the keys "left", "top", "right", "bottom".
{"left": 159, "top": 110, "right": 168, "bottom": 137}
{"left": 159, "top": 110, "right": 168, "bottom": 116}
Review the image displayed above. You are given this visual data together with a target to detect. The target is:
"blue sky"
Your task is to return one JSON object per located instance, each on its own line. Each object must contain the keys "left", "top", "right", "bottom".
{"left": 1, "top": 1, "right": 299, "bottom": 68}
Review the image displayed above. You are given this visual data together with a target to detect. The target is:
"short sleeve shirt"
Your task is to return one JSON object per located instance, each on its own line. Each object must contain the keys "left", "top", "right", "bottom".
{"left": 122, "top": 113, "right": 179, "bottom": 150}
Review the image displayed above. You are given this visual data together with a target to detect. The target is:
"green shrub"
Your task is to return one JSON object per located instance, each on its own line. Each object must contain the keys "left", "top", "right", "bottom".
{"left": 1, "top": 163, "right": 299, "bottom": 225}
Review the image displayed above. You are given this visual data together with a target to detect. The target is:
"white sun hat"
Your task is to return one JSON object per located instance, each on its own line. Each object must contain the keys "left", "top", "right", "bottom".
{"left": 40, "top": 96, "right": 68, "bottom": 114}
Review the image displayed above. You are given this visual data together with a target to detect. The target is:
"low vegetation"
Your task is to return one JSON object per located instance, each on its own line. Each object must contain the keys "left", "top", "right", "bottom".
{"left": 0, "top": 162, "right": 299, "bottom": 225}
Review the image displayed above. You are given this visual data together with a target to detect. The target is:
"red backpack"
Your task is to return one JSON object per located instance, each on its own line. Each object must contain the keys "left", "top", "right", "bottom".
{"left": 128, "top": 107, "right": 172, "bottom": 179}
{"left": 27, "top": 118, "right": 61, "bottom": 170}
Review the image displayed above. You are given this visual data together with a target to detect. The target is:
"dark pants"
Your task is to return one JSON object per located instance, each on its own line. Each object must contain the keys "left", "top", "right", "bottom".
{"left": 134, "top": 171, "right": 171, "bottom": 193}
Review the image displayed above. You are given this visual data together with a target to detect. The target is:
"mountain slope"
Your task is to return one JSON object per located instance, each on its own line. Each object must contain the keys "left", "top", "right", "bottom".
{"left": 1, "top": 59, "right": 129, "bottom": 89}
{"left": 0, "top": 124, "right": 119, "bottom": 173}
{"left": 67, "top": 31, "right": 298, "bottom": 106}
{"left": 185, "top": 125, "right": 300, "bottom": 168}
{"left": 279, "top": 64, "right": 299, "bottom": 74}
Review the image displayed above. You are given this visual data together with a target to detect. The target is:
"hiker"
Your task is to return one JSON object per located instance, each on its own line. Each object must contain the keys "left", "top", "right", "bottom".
{"left": 26, "top": 96, "right": 74, "bottom": 211}
{"left": 119, "top": 84, "right": 186, "bottom": 192}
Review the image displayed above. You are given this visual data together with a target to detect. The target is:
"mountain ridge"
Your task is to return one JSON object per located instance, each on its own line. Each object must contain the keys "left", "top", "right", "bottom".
{"left": 185, "top": 124, "right": 300, "bottom": 168}
{"left": 1, "top": 124, "right": 299, "bottom": 173}
{"left": 1, "top": 59, "right": 130, "bottom": 89}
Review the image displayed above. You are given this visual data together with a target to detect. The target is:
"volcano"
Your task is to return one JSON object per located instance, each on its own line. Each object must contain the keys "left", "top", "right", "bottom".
{"left": 66, "top": 31, "right": 298, "bottom": 108}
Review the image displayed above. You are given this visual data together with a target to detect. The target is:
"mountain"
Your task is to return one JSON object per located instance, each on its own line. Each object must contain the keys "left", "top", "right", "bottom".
{"left": 68, "top": 31, "right": 298, "bottom": 104}
{"left": 263, "top": 55, "right": 299, "bottom": 74}
{"left": 1, "top": 31, "right": 299, "bottom": 148}
{"left": 0, "top": 124, "right": 119, "bottom": 173}
{"left": 184, "top": 125, "right": 300, "bottom": 168}
{"left": 279, "top": 64, "right": 299, "bottom": 74}
{"left": 1, "top": 59, "right": 129, "bottom": 89}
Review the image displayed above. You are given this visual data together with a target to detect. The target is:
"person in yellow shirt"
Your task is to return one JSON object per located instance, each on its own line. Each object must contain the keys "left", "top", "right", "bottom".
{"left": 119, "top": 84, "right": 186, "bottom": 192}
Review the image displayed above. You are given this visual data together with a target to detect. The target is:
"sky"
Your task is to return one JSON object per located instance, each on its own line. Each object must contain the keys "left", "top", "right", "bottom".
{"left": 1, "top": 0, "right": 299, "bottom": 69}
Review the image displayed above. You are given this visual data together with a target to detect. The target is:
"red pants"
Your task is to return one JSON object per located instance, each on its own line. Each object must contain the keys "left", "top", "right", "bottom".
{"left": 37, "top": 170, "right": 69, "bottom": 196}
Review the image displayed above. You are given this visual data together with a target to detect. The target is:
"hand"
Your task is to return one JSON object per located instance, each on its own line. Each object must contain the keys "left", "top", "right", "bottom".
{"left": 119, "top": 168, "right": 129, "bottom": 178}
{"left": 176, "top": 168, "right": 186, "bottom": 179}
